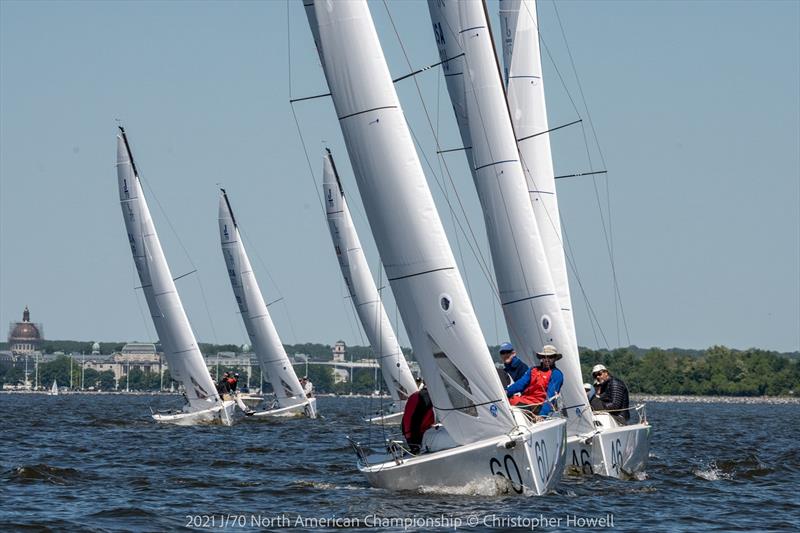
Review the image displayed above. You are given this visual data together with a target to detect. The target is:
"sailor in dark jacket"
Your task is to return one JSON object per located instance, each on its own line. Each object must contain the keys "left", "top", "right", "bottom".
{"left": 591, "top": 364, "right": 630, "bottom": 424}
{"left": 499, "top": 342, "right": 529, "bottom": 383}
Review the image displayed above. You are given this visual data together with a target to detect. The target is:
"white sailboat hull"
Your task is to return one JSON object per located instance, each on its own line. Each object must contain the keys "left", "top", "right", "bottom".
{"left": 357, "top": 418, "right": 565, "bottom": 496}
{"left": 151, "top": 400, "right": 237, "bottom": 427}
{"left": 565, "top": 413, "right": 650, "bottom": 479}
{"left": 249, "top": 398, "right": 317, "bottom": 419}
{"left": 364, "top": 409, "right": 404, "bottom": 426}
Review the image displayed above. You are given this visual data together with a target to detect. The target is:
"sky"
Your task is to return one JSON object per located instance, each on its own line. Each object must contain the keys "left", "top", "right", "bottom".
{"left": 1, "top": 0, "right": 798, "bottom": 353}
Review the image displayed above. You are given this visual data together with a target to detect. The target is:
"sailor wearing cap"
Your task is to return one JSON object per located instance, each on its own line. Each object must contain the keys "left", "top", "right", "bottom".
{"left": 498, "top": 342, "right": 528, "bottom": 382}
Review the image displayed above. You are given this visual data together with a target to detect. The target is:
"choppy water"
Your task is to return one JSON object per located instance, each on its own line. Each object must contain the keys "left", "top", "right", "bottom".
{"left": 1, "top": 394, "right": 798, "bottom": 532}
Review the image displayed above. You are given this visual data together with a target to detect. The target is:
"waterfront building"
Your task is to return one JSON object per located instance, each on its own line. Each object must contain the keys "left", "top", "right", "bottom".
{"left": 8, "top": 306, "right": 44, "bottom": 355}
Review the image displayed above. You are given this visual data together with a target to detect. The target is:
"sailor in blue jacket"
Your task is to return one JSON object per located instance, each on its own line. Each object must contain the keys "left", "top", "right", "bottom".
{"left": 499, "top": 342, "right": 529, "bottom": 383}
{"left": 505, "top": 345, "right": 564, "bottom": 415}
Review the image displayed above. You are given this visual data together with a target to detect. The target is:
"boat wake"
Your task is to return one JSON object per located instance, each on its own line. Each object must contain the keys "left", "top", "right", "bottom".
{"left": 693, "top": 461, "right": 733, "bottom": 481}
{"left": 694, "top": 454, "right": 773, "bottom": 481}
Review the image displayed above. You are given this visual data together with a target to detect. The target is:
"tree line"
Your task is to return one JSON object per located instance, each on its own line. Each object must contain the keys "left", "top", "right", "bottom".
{"left": 2, "top": 343, "right": 796, "bottom": 396}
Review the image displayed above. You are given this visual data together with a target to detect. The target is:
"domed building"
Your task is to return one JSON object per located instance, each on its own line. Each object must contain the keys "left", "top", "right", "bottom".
{"left": 8, "top": 306, "right": 44, "bottom": 355}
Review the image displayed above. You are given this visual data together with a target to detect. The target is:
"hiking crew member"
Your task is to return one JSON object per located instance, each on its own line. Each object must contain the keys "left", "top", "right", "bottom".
{"left": 401, "top": 387, "right": 434, "bottom": 454}
{"left": 591, "top": 364, "right": 630, "bottom": 424}
{"left": 505, "top": 345, "right": 564, "bottom": 415}
{"left": 499, "top": 342, "right": 529, "bottom": 383}
{"left": 300, "top": 377, "right": 314, "bottom": 398}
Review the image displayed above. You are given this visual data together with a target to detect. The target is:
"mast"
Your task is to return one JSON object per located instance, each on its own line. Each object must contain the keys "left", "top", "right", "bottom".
{"left": 322, "top": 149, "right": 417, "bottom": 407}
{"left": 116, "top": 127, "right": 221, "bottom": 410}
{"left": 303, "top": 0, "right": 515, "bottom": 445}
{"left": 428, "top": 0, "right": 593, "bottom": 435}
{"left": 218, "top": 190, "right": 307, "bottom": 406}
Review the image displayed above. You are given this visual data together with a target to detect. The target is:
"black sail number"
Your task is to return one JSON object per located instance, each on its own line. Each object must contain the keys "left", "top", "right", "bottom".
{"left": 489, "top": 454, "right": 524, "bottom": 494}
{"left": 534, "top": 439, "right": 549, "bottom": 483}
{"left": 571, "top": 448, "right": 593, "bottom": 475}
{"left": 611, "top": 438, "right": 623, "bottom": 474}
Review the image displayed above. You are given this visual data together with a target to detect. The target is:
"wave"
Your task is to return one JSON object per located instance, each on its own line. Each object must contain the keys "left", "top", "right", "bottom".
{"left": 5, "top": 464, "right": 89, "bottom": 485}
{"left": 693, "top": 461, "right": 733, "bottom": 481}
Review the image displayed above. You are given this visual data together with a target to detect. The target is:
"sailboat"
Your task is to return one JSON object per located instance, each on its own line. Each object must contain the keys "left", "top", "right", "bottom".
{"left": 499, "top": 0, "right": 650, "bottom": 478}
{"left": 49, "top": 379, "right": 58, "bottom": 396}
{"left": 302, "top": 0, "right": 565, "bottom": 495}
{"left": 116, "top": 127, "right": 235, "bottom": 426}
{"left": 218, "top": 189, "right": 317, "bottom": 419}
{"left": 432, "top": 0, "right": 649, "bottom": 477}
{"left": 322, "top": 149, "right": 417, "bottom": 425}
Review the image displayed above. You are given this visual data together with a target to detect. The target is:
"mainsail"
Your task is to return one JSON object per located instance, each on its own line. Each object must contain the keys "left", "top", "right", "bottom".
{"left": 500, "top": 0, "right": 594, "bottom": 435}
{"left": 303, "top": 0, "right": 514, "bottom": 445}
{"left": 116, "top": 128, "right": 221, "bottom": 411}
{"left": 428, "top": 0, "right": 593, "bottom": 435}
{"left": 218, "top": 190, "right": 307, "bottom": 407}
{"left": 322, "top": 149, "right": 417, "bottom": 408}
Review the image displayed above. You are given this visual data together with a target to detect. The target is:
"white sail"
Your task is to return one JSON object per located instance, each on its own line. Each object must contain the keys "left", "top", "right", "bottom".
{"left": 304, "top": 0, "right": 515, "bottom": 445}
{"left": 428, "top": 0, "right": 593, "bottom": 435}
{"left": 499, "top": 0, "right": 595, "bottom": 436}
{"left": 322, "top": 149, "right": 417, "bottom": 408}
{"left": 500, "top": 0, "right": 577, "bottom": 349}
{"left": 218, "top": 190, "right": 308, "bottom": 408}
{"left": 116, "top": 128, "right": 221, "bottom": 413}
{"left": 51, "top": 380, "right": 58, "bottom": 395}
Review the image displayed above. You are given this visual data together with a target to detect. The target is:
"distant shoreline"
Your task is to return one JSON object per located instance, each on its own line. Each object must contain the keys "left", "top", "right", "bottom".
{"left": 2, "top": 390, "right": 797, "bottom": 404}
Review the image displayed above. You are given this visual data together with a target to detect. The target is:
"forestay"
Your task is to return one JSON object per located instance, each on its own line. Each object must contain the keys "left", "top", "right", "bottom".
{"left": 322, "top": 150, "right": 417, "bottom": 407}
{"left": 500, "top": 0, "right": 594, "bottom": 435}
{"left": 218, "top": 190, "right": 307, "bottom": 407}
{"left": 303, "top": 0, "right": 514, "bottom": 445}
{"left": 116, "top": 129, "right": 221, "bottom": 411}
{"left": 428, "top": 0, "right": 593, "bottom": 435}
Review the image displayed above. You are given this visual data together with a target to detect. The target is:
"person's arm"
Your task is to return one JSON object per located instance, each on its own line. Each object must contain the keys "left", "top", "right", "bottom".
{"left": 605, "top": 380, "right": 625, "bottom": 411}
{"left": 505, "top": 369, "right": 530, "bottom": 396}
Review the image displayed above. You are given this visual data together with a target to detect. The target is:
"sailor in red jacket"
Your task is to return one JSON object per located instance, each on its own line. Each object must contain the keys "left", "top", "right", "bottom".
{"left": 505, "top": 345, "right": 564, "bottom": 415}
{"left": 401, "top": 385, "right": 434, "bottom": 454}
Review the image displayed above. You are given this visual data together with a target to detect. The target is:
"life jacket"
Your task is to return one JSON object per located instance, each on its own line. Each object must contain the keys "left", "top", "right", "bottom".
{"left": 401, "top": 389, "right": 434, "bottom": 449}
{"left": 509, "top": 367, "right": 552, "bottom": 406}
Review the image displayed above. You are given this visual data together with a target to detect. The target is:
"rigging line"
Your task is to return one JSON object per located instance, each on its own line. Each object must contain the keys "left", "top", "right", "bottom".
{"left": 554, "top": 170, "right": 607, "bottom": 180}
{"left": 435, "top": 69, "right": 472, "bottom": 297}
{"left": 553, "top": 0, "right": 630, "bottom": 345}
{"left": 382, "top": 0, "right": 500, "bottom": 301}
{"left": 135, "top": 170, "right": 219, "bottom": 346}
{"left": 132, "top": 262, "right": 155, "bottom": 343}
{"left": 516, "top": 118, "right": 583, "bottom": 143}
{"left": 561, "top": 219, "right": 606, "bottom": 348}
{"left": 407, "top": 123, "right": 498, "bottom": 296}
{"left": 392, "top": 53, "right": 465, "bottom": 83}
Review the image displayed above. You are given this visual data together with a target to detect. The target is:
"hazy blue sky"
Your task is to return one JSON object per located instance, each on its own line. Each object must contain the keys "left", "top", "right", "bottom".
{"left": 1, "top": 0, "right": 798, "bottom": 352}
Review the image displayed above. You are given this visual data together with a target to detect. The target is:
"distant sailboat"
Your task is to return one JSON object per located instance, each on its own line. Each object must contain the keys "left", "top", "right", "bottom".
{"left": 218, "top": 189, "right": 317, "bottom": 419}
{"left": 49, "top": 380, "right": 58, "bottom": 396}
{"left": 322, "top": 149, "right": 417, "bottom": 425}
{"left": 116, "top": 126, "right": 235, "bottom": 426}
{"left": 303, "top": 0, "right": 565, "bottom": 495}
